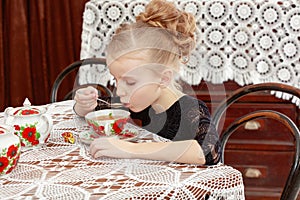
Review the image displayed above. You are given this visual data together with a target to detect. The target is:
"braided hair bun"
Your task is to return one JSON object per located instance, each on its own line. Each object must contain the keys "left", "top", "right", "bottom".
{"left": 136, "top": 0, "right": 196, "bottom": 58}
{"left": 107, "top": 0, "right": 196, "bottom": 66}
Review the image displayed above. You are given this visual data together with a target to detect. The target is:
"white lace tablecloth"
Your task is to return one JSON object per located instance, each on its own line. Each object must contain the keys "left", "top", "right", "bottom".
{"left": 80, "top": 0, "right": 300, "bottom": 105}
{"left": 0, "top": 100, "right": 245, "bottom": 199}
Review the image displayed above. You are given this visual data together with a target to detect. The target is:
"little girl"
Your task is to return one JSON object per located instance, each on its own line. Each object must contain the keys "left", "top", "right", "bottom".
{"left": 74, "top": 0, "right": 220, "bottom": 165}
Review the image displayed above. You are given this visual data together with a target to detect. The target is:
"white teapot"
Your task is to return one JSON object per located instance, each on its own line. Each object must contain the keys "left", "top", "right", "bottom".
{"left": 4, "top": 98, "right": 53, "bottom": 149}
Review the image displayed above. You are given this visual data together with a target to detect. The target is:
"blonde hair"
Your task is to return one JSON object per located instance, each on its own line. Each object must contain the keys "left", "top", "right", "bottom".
{"left": 106, "top": 0, "right": 196, "bottom": 69}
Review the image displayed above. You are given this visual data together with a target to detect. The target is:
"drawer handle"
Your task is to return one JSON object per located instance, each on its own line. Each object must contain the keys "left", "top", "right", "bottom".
{"left": 244, "top": 120, "right": 261, "bottom": 130}
{"left": 245, "top": 168, "right": 262, "bottom": 178}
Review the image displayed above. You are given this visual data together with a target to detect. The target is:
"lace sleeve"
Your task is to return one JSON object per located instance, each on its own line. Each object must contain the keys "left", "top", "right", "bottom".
{"left": 189, "top": 102, "right": 221, "bottom": 165}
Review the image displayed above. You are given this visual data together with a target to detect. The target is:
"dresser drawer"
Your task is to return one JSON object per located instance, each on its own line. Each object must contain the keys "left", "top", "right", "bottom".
{"left": 224, "top": 150, "right": 294, "bottom": 191}
{"left": 210, "top": 103, "right": 297, "bottom": 144}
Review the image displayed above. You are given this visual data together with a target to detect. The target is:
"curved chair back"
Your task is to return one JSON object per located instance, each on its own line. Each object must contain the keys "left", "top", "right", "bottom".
{"left": 50, "top": 58, "right": 113, "bottom": 103}
{"left": 212, "top": 82, "right": 300, "bottom": 127}
{"left": 212, "top": 82, "right": 300, "bottom": 200}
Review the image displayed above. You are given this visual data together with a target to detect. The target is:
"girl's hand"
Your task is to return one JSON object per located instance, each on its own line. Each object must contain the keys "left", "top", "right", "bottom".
{"left": 90, "top": 137, "right": 133, "bottom": 159}
{"left": 73, "top": 86, "right": 98, "bottom": 116}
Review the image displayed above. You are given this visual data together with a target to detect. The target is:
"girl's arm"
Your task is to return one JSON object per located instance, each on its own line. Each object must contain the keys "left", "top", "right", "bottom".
{"left": 133, "top": 140, "right": 206, "bottom": 164}
{"left": 90, "top": 138, "right": 206, "bottom": 165}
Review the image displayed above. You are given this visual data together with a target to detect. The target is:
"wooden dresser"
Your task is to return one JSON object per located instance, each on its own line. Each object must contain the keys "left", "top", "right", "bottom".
{"left": 182, "top": 80, "right": 300, "bottom": 200}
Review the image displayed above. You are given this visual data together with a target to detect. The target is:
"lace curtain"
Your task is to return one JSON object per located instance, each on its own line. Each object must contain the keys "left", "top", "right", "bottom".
{"left": 79, "top": 0, "right": 300, "bottom": 105}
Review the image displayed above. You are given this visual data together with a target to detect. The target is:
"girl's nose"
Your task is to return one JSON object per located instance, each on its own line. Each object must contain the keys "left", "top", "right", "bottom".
{"left": 116, "top": 84, "right": 126, "bottom": 97}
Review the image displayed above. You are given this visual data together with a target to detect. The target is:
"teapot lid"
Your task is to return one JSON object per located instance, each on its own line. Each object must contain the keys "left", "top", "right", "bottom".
{"left": 12, "top": 98, "right": 41, "bottom": 116}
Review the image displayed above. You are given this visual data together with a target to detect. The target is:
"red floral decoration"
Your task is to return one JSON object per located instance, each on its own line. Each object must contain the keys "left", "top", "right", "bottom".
{"left": 21, "top": 109, "right": 39, "bottom": 115}
{"left": 88, "top": 121, "right": 105, "bottom": 135}
{"left": 5, "top": 154, "right": 20, "bottom": 174}
{"left": 22, "top": 127, "right": 37, "bottom": 142}
{"left": 31, "top": 140, "right": 39, "bottom": 145}
{"left": 88, "top": 118, "right": 132, "bottom": 137}
{"left": 112, "top": 118, "right": 128, "bottom": 134}
{"left": 7, "top": 145, "right": 19, "bottom": 158}
{"left": 13, "top": 109, "right": 21, "bottom": 115}
{"left": 0, "top": 157, "right": 9, "bottom": 173}
{"left": 0, "top": 126, "right": 5, "bottom": 134}
{"left": 95, "top": 125, "right": 105, "bottom": 135}
{"left": 122, "top": 130, "right": 136, "bottom": 138}
{"left": 20, "top": 141, "right": 26, "bottom": 147}
{"left": 14, "top": 125, "right": 20, "bottom": 131}
{"left": 5, "top": 166, "right": 14, "bottom": 174}
{"left": 17, "top": 125, "right": 40, "bottom": 146}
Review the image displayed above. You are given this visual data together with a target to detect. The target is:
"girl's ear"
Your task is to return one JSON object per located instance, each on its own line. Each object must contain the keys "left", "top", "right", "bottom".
{"left": 160, "top": 69, "right": 173, "bottom": 88}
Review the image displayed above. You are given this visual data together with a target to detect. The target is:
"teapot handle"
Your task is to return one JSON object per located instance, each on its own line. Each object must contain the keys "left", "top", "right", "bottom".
{"left": 41, "top": 114, "right": 53, "bottom": 142}
{"left": 4, "top": 107, "right": 14, "bottom": 125}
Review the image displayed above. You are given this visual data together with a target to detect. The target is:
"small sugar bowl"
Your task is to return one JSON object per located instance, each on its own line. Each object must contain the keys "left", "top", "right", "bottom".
{"left": 4, "top": 98, "right": 53, "bottom": 149}
{"left": 0, "top": 124, "right": 21, "bottom": 175}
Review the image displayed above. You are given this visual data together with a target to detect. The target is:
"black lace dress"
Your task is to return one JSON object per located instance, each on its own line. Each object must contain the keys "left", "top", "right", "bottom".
{"left": 96, "top": 95, "right": 220, "bottom": 165}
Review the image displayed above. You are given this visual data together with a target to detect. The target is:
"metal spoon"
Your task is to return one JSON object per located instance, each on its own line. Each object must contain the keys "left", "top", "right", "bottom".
{"left": 97, "top": 98, "right": 123, "bottom": 108}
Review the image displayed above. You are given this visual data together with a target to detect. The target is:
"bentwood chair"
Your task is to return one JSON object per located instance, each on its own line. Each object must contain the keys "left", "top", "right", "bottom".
{"left": 212, "top": 82, "right": 300, "bottom": 200}
{"left": 50, "top": 58, "right": 113, "bottom": 103}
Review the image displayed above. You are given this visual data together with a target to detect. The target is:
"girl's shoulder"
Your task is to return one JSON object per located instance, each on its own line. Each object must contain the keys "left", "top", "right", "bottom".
{"left": 178, "top": 95, "right": 208, "bottom": 109}
{"left": 177, "top": 95, "right": 211, "bottom": 117}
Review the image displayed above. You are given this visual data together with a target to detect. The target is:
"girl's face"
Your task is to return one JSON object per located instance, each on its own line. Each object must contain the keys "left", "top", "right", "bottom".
{"left": 109, "top": 52, "right": 163, "bottom": 112}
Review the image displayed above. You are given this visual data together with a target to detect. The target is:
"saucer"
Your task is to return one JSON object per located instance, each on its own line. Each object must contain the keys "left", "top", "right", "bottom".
{"left": 79, "top": 130, "right": 138, "bottom": 145}
{"left": 79, "top": 130, "right": 97, "bottom": 144}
